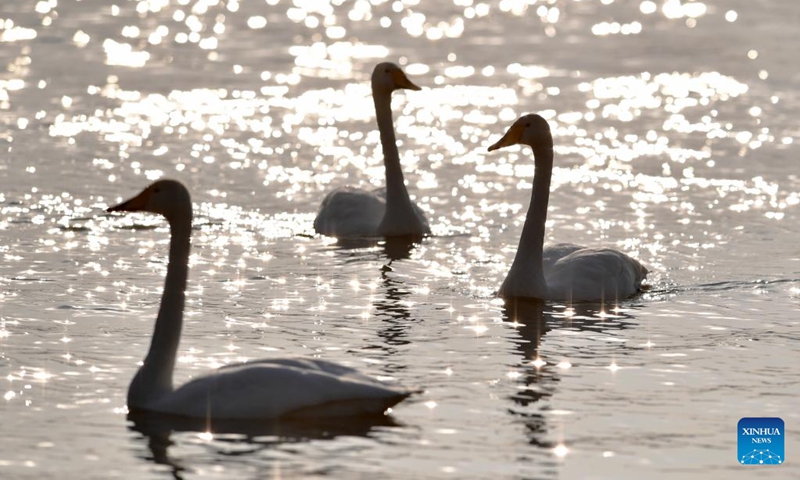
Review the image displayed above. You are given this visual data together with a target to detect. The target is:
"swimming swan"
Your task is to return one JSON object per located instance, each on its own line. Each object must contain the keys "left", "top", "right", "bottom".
{"left": 487, "top": 114, "right": 647, "bottom": 302}
{"left": 107, "top": 180, "right": 413, "bottom": 419}
{"left": 314, "top": 62, "right": 430, "bottom": 238}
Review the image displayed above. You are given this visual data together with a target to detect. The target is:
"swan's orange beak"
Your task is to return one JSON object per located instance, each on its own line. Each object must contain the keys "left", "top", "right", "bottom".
{"left": 488, "top": 123, "right": 523, "bottom": 152}
{"left": 107, "top": 188, "right": 150, "bottom": 213}
{"left": 391, "top": 70, "right": 421, "bottom": 91}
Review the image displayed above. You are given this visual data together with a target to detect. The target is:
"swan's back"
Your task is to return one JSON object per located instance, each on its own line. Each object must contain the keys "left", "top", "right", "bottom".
{"left": 313, "top": 186, "right": 429, "bottom": 238}
{"left": 314, "top": 186, "right": 387, "bottom": 237}
{"left": 544, "top": 245, "right": 647, "bottom": 302}
{"left": 149, "top": 358, "right": 411, "bottom": 419}
{"left": 542, "top": 243, "right": 584, "bottom": 272}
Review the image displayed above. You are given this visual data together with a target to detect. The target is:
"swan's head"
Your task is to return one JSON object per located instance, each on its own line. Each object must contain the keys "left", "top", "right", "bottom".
{"left": 107, "top": 179, "right": 192, "bottom": 222}
{"left": 487, "top": 114, "right": 553, "bottom": 152}
{"left": 371, "top": 62, "right": 421, "bottom": 94}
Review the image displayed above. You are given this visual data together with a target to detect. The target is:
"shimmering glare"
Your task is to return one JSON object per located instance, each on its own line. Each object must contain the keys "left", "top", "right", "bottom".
{"left": 247, "top": 16, "right": 267, "bottom": 29}
{"left": 289, "top": 42, "right": 391, "bottom": 79}
{"left": 554, "top": 444, "right": 569, "bottom": 458}
{"left": 72, "top": 30, "right": 90, "bottom": 47}
{"left": 1, "top": 0, "right": 798, "bottom": 477}
{"left": 0, "top": 22, "right": 38, "bottom": 42}
{"left": 592, "top": 21, "right": 642, "bottom": 36}
{"left": 102, "top": 39, "right": 150, "bottom": 67}
{"left": 662, "top": 0, "right": 707, "bottom": 19}
{"left": 640, "top": 1, "right": 657, "bottom": 14}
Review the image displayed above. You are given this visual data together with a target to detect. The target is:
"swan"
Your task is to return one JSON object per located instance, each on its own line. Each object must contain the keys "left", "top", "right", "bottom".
{"left": 313, "top": 62, "right": 430, "bottom": 238}
{"left": 487, "top": 114, "right": 648, "bottom": 302}
{"left": 107, "top": 179, "right": 413, "bottom": 419}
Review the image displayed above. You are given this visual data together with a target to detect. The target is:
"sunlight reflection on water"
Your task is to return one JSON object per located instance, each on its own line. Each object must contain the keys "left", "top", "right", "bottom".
{"left": 0, "top": 0, "right": 799, "bottom": 478}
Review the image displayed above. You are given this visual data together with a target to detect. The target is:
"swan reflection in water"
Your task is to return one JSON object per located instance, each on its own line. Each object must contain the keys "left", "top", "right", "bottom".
{"left": 329, "top": 235, "right": 419, "bottom": 262}
{"left": 501, "top": 299, "right": 640, "bottom": 449}
{"left": 369, "top": 262, "right": 418, "bottom": 356}
{"left": 332, "top": 238, "right": 421, "bottom": 372}
{"left": 128, "top": 410, "right": 400, "bottom": 479}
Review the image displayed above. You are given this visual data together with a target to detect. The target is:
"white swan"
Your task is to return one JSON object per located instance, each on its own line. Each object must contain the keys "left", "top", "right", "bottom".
{"left": 107, "top": 180, "right": 413, "bottom": 419}
{"left": 487, "top": 114, "right": 648, "bottom": 302}
{"left": 314, "top": 62, "right": 430, "bottom": 238}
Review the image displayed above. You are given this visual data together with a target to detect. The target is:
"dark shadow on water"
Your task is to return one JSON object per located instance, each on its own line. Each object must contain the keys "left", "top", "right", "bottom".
{"left": 318, "top": 236, "right": 423, "bottom": 378}
{"left": 500, "top": 298, "right": 640, "bottom": 450}
{"left": 635, "top": 277, "right": 800, "bottom": 303}
{"left": 500, "top": 299, "right": 556, "bottom": 450}
{"left": 372, "top": 264, "right": 415, "bottom": 348}
{"left": 332, "top": 237, "right": 382, "bottom": 251}
{"left": 380, "top": 236, "right": 420, "bottom": 261}
{"left": 128, "top": 411, "right": 400, "bottom": 479}
{"left": 357, "top": 263, "right": 419, "bottom": 377}
{"left": 326, "top": 236, "right": 422, "bottom": 262}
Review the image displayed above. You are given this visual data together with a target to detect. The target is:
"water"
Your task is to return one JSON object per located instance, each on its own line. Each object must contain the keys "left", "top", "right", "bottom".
{"left": 1, "top": 0, "right": 799, "bottom": 478}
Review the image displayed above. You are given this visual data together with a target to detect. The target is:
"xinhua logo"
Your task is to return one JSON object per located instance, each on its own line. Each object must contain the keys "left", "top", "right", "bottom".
{"left": 738, "top": 417, "right": 784, "bottom": 465}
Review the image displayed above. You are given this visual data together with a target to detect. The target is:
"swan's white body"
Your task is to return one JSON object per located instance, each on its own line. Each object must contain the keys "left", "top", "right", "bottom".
{"left": 314, "top": 63, "right": 430, "bottom": 238}
{"left": 108, "top": 180, "right": 412, "bottom": 419}
{"left": 132, "top": 358, "right": 409, "bottom": 419}
{"left": 489, "top": 115, "right": 647, "bottom": 302}
{"left": 314, "top": 186, "right": 428, "bottom": 238}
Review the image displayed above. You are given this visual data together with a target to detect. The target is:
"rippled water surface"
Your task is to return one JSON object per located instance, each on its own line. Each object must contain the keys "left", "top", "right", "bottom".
{"left": 1, "top": 0, "right": 799, "bottom": 478}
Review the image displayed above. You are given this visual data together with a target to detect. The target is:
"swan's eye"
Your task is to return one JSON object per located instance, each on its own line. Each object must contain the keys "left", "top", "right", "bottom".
{"left": 525, "top": 123, "right": 531, "bottom": 128}
{"left": 154, "top": 187, "right": 161, "bottom": 194}
{"left": 385, "top": 69, "right": 390, "bottom": 73}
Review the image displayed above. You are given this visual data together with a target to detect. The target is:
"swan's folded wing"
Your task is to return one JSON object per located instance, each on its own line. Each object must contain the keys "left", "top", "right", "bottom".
{"left": 545, "top": 247, "right": 647, "bottom": 301}
{"left": 542, "top": 243, "right": 584, "bottom": 272}
{"left": 314, "top": 186, "right": 386, "bottom": 237}
{"left": 162, "top": 358, "right": 411, "bottom": 419}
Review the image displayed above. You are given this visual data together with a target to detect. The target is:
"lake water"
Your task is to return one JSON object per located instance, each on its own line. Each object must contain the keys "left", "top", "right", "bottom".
{"left": 1, "top": 0, "right": 798, "bottom": 478}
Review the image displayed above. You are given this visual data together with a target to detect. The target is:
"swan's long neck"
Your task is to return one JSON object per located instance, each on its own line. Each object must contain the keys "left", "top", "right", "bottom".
{"left": 128, "top": 214, "right": 191, "bottom": 408}
{"left": 503, "top": 146, "right": 553, "bottom": 298}
{"left": 374, "top": 90, "right": 423, "bottom": 235}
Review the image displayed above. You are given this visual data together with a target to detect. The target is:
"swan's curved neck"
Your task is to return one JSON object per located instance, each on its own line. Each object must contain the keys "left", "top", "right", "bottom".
{"left": 128, "top": 214, "right": 191, "bottom": 407}
{"left": 506, "top": 146, "right": 553, "bottom": 297}
{"left": 374, "top": 90, "right": 417, "bottom": 223}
